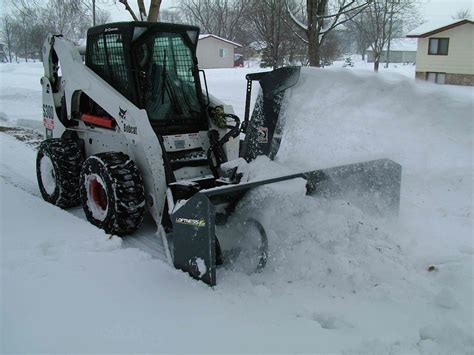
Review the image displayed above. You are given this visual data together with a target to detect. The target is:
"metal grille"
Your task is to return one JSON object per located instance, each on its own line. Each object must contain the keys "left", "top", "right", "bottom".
{"left": 138, "top": 32, "right": 201, "bottom": 122}
{"left": 152, "top": 34, "right": 195, "bottom": 85}
{"left": 86, "top": 31, "right": 132, "bottom": 100}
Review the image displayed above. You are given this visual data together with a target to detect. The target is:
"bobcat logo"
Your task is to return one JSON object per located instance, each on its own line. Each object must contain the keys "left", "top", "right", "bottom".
{"left": 118, "top": 107, "right": 137, "bottom": 135}
{"left": 118, "top": 107, "right": 127, "bottom": 121}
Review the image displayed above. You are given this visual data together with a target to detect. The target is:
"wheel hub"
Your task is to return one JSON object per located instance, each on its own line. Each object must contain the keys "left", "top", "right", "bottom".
{"left": 85, "top": 174, "right": 108, "bottom": 221}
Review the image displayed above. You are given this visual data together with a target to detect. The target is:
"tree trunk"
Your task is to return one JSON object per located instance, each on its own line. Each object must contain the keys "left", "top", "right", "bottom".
{"left": 148, "top": 0, "right": 162, "bottom": 22}
{"left": 6, "top": 37, "right": 12, "bottom": 63}
{"left": 308, "top": 38, "right": 320, "bottom": 67}
{"left": 307, "top": 0, "right": 322, "bottom": 67}
{"left": 374, "top": 56, "right": 380, "bottom": 72}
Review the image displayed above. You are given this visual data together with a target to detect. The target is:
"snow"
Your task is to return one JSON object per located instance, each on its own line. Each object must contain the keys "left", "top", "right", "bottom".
{"left": 194, "top": 257, "right": 207, "bottom": 277}
{"left": 0, "top": 62, "right": 43, "bottom": 125}
{"left": 407, "top": 19, "right": 473, "bottom": 37}
{"left": 1, "top": 62, "right": 473, "bottom": 353}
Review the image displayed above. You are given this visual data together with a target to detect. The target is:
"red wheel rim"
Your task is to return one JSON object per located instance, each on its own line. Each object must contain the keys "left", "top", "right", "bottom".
{"left": 90, "top": 177, "right": 108, "bottom": 211}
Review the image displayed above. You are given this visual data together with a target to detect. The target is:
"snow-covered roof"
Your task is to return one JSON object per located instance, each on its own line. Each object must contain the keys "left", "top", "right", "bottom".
{"left": 198, "top": 34, "right": 242, "bottom": 48}
{"left": 366, "top": 38, "right": 417, "bottom": 52}
{"left": 406, "top": 19, "right": 473, "bottom": 38}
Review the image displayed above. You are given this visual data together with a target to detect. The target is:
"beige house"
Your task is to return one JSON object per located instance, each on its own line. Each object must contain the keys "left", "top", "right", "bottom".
{"left": 407, "top": 19, "right": 474, "bottom": 86}
{"left": 196, "top": 34, "right": 242, "bottom": 69}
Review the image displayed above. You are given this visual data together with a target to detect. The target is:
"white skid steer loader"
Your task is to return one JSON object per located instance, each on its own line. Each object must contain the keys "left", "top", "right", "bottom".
{"left": 37, "top": 22, "right": 401, "bottom": 286}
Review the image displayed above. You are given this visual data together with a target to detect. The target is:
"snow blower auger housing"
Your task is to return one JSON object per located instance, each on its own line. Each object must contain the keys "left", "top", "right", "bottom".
{"left": 37, "top": 22, "right": 401, "bottom": 286}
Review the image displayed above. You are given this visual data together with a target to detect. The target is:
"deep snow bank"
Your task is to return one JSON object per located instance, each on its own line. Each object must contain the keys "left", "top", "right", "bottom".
{"left": 0, "top": 62, "right": 43, "bottom": 124}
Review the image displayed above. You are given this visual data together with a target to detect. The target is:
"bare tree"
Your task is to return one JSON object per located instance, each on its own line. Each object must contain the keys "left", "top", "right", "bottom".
{"left": 346, "top": 19, "right": 371, "bottom": 59}
{"left": 1, "top": 15, "right": 14, "bottom": 62}
{"left": 95, "top": 8, "right": 111, "bottom": 25}
{"left": 159, "top": 8, "right": 184, "bottom": 23}
{"left": 4, "top": 0, "right": 111, "bottom": 61}
{"left": 350, "top": 0, "right": 418, "bottom": 72}
{"left": 118, "top": 0, "right": 163, "bottom": 22}
{"left": 245, "top": 0, "right": 286, "bottom": 68}
{"left": 452, "top": 8, "right": 472, "bottom": 20}
{"left": 319, "top": 30, "right": 344, "bottom": 63}
{"left": 286, "top": 0, "right": 369, "bottom": 66}
{"left": 179, "top": 0, "right": 250, "bottom": 41}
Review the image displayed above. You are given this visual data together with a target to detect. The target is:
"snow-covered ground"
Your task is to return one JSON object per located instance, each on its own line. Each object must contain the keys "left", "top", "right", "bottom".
{"left": 1, "top": 62, "right": 473, "bottom": 353}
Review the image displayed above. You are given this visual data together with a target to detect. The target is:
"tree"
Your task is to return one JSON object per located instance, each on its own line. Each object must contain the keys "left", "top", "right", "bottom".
{"left": 159, "top": 8, "right": 184, "bottom": 23}
{"left": 286, "top": 0, "right": 370, "bottom": 66}
{"left": 118, "top": 0, "right": 163, "bottom": 22}
{"left": 5, "top": 0, "right": 111, "bottom": 61}
{"left": 349, "top": 0, "right": 418, "bottom": 72}
{"left": 346, "top": 19, "right": 371, "bottom": 59}
{"left": 1, "top": 15, "right": 14, "bottom": 62}
{"left": 246, "top": 0, "right": 286, "bottom": 68}
{"left": 95, "top": 8, "right": 111, "bottom": 25}
{"left": 319, "top": 30, "right": 344, "bottom": 63}
{"left": 452, "top": 8, "right": 472, "bottom": 20}
{"left": 179, "top": 0, "right": 250, "bottom": 41}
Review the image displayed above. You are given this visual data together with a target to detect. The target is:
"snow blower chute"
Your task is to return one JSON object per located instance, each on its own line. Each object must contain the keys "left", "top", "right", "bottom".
{"left": 37, "top": 22, "right": 401, "bottom": 286}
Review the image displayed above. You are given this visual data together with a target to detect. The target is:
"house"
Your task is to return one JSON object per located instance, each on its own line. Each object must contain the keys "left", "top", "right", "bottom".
{"left": 366, "top": 38, "right": 417, "bottom": 63}
{"left": 407, "top": 19, "right": 474, "bottom": 85}
{"left": 197, "top": 34, "right": 242, "bottom": 69}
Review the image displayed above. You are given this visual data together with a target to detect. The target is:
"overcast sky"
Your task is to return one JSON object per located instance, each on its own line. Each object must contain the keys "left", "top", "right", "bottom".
{"left": 99, "top": 0, "right": 473, "bottom": 23}
{"left": 418, "top": 0, "right": 473, "bottom": 20}
{"left": 2, "top": 0, "right": 473, "bottom": 23}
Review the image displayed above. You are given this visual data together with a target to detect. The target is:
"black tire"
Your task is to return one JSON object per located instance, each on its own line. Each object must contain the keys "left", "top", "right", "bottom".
{"left": 36, "top": 138, "right": 83, "bottom": 208}
{"left": 80, "top": 152, "right": 145, "bottom": 235}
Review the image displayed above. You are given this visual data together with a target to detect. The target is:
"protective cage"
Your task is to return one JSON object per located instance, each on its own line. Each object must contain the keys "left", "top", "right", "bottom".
{"left": 85, "top": 22, "right": 201, "bottom": 108}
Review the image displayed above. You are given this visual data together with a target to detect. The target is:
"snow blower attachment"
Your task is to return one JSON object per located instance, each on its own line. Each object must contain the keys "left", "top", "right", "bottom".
{"left": 37, "top": 22, "right": 401, "bottom": 287}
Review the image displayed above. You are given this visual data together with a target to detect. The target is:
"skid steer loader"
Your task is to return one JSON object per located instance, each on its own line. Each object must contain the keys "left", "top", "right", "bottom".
{"left": 36, "top": 22, "right": 401, "bottom": 286}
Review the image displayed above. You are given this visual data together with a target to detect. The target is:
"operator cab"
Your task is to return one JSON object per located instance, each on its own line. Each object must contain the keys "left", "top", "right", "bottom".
{"left": 85, "top": 22, "right": 208, "bottom": 136}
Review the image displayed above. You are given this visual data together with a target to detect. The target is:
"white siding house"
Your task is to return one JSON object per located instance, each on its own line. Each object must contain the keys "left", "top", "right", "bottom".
{"left": 366, "top": 38, "right": 417, "bottom": 63}
{"left": 407, "top": 19, "right": 474, "bottom": 86}
{"left": 196, "top": 34, "right": 242, "bottom": 69}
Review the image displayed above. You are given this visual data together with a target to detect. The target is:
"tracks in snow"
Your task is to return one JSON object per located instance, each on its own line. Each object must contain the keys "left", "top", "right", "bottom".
{"left": 0, "top": 126, "right": 169, "bottom": 263}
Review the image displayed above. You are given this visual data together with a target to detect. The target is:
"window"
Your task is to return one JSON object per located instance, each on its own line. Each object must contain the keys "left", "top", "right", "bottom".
{"left": 86, "top": 32, "right": 132, "bottom": 100}
{"left": 426, "top": 72, "right": 446, "bottom": 84}
{"left": 136, "top": 32, "right": 201, "bottom": 123}
{"left": 219, "top": 48, "right": 228, "bottom": 58}
{"left": 428, "top": 38, "right": 449, "bottom": 55}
